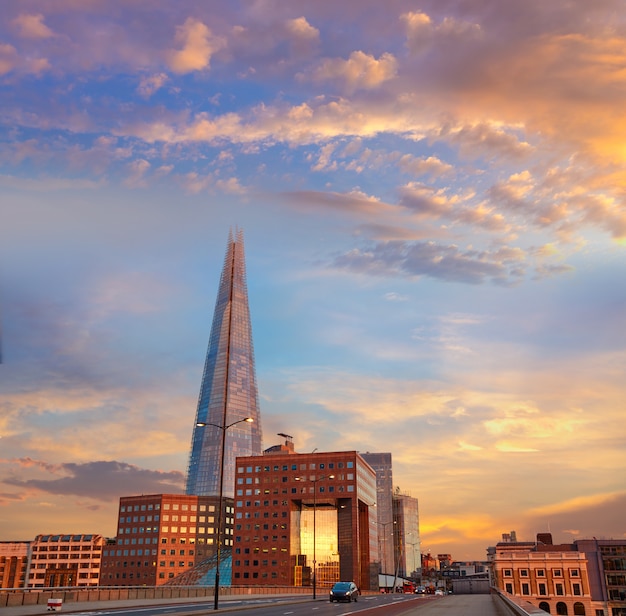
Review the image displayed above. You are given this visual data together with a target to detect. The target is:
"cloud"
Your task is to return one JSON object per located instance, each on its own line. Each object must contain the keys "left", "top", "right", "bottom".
{"left": 308, "top": 50, "right": 398, "bottom": 92}
{"left": 398, "top": 154, "right": 453, "bottom": 179}
{"left": 0, "top": 44, "right": 18, "bottom": 75}
{"left": 280, "top": 189, "right": 396, "bottom": 217}
{"left": 124, "top": 159, "right": 151, "bottom": 188}
{"left": 13, "top": 13, "right": 55, "bottom": 39}
{"left": 0, "top": 42, "right": 52, "bottom": 76}
{"left": 3, "top": 460, "right": 184, "bottom": 501}
{"left": 331, "top": 240, "right": 526, "bottom": 285}
{"left": 399, "top": 181, "right": 511, "bottom": 234}
{"left": 285, "top": 16, "right": 320, "bottom": 52}
{"left": 439, "top": 123, "right": 534, "bottom": 162}
{"left": 167, "top": 17, "right": 225, "bottom": 74}
{"left": 137, "top": 73, "right": 169, "bottom": 98}
{"left": 402, "top": 10, "right": 482, "bottom": 54}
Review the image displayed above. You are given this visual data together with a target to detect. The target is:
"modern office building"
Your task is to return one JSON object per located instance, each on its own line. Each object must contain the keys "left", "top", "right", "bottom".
{"left": 0, "top": 541, "right": 30, "bottom": 588}
{"left": 27, "top": 534, "right": 105, "bottom": 588}
{"left": 185, "top": 229, "right": 263, "bottom": 498}
{"left": 361, "top": 452, "right": 395, "bottom": 576}
{"left": 489, "top": 532, "right": 626, "bottom": 615}
{"left": 393, "top": 491, "right": 421, "bottom": 579}
{"left": 231, "top": 442, "right": 378, "bottom": 591}
{"left": 100, "top": 493, "right": 232, "bottom": 585}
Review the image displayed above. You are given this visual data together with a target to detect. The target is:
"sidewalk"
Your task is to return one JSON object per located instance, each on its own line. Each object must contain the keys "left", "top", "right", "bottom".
{"left": 0, "top": 593, "right": 310, "bottom": 616}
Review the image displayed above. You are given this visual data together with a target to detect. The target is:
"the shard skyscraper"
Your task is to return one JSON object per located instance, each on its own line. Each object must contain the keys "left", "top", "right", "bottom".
{"left": 185, "top": 230, "right": 263, "bottom": 497}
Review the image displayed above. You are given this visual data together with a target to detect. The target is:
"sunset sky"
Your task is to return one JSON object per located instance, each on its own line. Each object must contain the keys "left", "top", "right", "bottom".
{"left": 1, "top": 0, "right": 625, "bottom": 561}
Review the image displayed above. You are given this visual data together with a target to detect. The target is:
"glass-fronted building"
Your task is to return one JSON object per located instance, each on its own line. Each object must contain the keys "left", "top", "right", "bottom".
{"left": 231, "top": 447, "right": 378, "bottom": 591}
{"left": 186, "top": 230, "right": 263, "bottom": 497}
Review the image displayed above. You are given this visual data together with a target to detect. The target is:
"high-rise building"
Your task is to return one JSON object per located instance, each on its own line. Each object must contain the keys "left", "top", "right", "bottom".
{"left": 186, "top": 230, "right": 263, "bottom": 497}
{"left": 231, "top": 443, "right": 378, "bottom": 591}
{"left": 393, "top": 491, "right": 421, "bottom": 579}
{"left": 360, "top": 452, "right": 394, "bottom": 576}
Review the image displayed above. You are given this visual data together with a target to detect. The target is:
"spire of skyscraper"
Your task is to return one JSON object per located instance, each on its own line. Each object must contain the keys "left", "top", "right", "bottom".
{"left": 185, "top": 229, "right": 263, "bottom": 497}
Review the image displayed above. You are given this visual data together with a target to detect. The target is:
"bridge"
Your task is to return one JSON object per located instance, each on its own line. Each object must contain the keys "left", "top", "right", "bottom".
{"left": 0, "top": 591, "right": 539, "bottom": 616}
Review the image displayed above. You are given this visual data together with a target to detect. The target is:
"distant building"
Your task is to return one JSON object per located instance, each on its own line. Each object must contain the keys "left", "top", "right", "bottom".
{"left": 489, "top": 532, "right": 626, "bottom": 615}
{"left": 100, "top": 494, "right": 230, "bottom": 585}
{"left": 27, "top": 534, "right": 105, "bottom": 588}
{"left": 361, "top": 452, "right": 395, "bottom": 576}
{"left": 0, "top": 541, "right": 30, "bottom": 588}
{"left": 575, "top": 538, "right": 626, "bottom": 616}
{"left": 393, "top": 490, "right": 421, "bottom": 579}
{"left": 185, "top": 229, "right": 263, "bottom": 498}
{"left": 231, "top": 445, "right": 378, "bottom": 591}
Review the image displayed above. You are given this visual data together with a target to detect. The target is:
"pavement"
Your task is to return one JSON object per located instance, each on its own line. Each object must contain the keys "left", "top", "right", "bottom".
{"left": 0, "top": 593, "right": 312, "bottom": 616}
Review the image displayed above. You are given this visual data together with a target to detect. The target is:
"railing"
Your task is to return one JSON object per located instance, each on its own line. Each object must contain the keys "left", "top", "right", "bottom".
{"left": 0, "top": 585, "right": 313, "bottom": 608}
{"left": 492, "top": 588, "right": 549, "bottom": 616}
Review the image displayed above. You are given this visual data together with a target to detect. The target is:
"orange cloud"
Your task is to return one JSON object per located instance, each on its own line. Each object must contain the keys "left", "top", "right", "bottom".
{"left": 167, "top": 18, "right": 225, "bottom": 74}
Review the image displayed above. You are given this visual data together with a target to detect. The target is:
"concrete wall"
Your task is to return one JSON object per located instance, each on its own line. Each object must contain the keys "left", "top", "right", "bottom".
{"left": 0, "top": 585, "right": 312, "bottom": 608}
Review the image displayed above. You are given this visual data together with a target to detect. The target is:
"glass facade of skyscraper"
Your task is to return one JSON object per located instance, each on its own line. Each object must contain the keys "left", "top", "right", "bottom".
{"left": 185, "top": 230, "right": 263, "bottom": 498}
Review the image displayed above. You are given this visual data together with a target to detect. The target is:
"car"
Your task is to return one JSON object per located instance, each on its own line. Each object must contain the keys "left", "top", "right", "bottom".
{"left": 329, "top": 581, "right": 359, "bottom": 602}
{"left": 435, "top": 589, "right": 445, "bottom": 596}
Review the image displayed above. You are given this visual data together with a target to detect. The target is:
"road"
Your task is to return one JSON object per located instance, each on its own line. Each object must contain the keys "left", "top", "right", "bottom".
{"left": 4, "top": 594, "right": 504, "bottom": 616}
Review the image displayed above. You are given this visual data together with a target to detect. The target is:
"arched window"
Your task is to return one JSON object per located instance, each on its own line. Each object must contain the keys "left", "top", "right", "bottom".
{"left": 539, "top": 601, "right": 551, "bottom": 613}
{"left": 573, "top": 602, "right": 585, "bottom": 615}
{"left": 556, "top": 602, "right": 568, "bottom": 615}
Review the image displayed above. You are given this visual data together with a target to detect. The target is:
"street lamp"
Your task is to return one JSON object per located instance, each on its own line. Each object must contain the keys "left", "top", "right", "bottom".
{"left": 196, "top": 417, "right": 253, "bottom": 610}
{"left": 296, "top": 472, "right": 334, "bottom": 599}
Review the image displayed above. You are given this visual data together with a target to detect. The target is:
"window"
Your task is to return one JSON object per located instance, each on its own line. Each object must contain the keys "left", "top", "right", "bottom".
{"left": 521, "top": 583, "right": 530, "bottom": 596}
{"left": 556, "top": 583, "right": 564, "bottom": 595}
{"left": 503, "top": 569, "right": 513, "bottom": 577}
{"left": 553, "top": 569, "right": 562, "bottom": 577}
{"left": 537, "top": 569, "right": 545, "bottom": 577}
{"left": 520, "top": 569, "right": 529, "bottom": 577}
{"left": 572, "top": 583, "right": 581, "bottom": 595}
{"left": 539, "top": 583, "right": 547, "bottom": 595}
{"left": 570, "top": 569, "right": 580, "bottom": 577}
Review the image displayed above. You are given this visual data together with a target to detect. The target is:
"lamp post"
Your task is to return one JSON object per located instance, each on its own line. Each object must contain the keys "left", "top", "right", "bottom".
{"left": 196, "top": 417, "right": 253, "bottom": 610}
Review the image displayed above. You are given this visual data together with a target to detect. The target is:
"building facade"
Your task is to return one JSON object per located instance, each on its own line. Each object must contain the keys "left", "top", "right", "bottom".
{"left": 186, "top": 229, "right": 263, "bottom": 498}
{"left": 361, "top": 452, "right": 395, "bottom": 576}
{"left": 393, "top": 491, "right": 420, "bottom": 579}
{"left": 231, "top": 447, "right": 378, "bottom": 591}
{"left": 0, "top": 541, "right": 30, "bottom": 589}
{"left": 576, "top": 539, "right": 626, "bottom": 616}
{"left": 27, "top": 534, "right": 104, "bottom": 588}
{"left": 100, "top": 493, "right": 232, "bottom": 585}
{"left": 489, "top": 533, "right": 622, "bottom": 615}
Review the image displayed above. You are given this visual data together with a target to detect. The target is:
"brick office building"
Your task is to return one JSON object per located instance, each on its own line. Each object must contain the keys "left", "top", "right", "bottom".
{"left": 0, "top": 541, "right": 30, "bottom": 588}
{"left": 100, "top": 493, "right": 229, "bottom": 585}
{"left": 27, "top": 534, "right": 104, "bottom": 588}
{"left": 231, "top": 441, "right": 378, "bottom": 591}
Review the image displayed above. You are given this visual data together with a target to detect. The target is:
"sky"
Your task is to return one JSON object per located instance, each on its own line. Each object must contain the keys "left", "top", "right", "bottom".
{"left": 1, "top": 0, "right": 625, "bottom": 562}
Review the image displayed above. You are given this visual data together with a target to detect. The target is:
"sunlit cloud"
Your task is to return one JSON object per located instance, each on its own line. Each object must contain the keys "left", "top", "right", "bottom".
{"left": 12, "top": 13, "right": 56, "bottom": 39}
{"left": 167, "top": 17, "right": 225, "bottom": 74}
{"left": 308, "top": 51, "right": 398, "bottom": 92}
{"left": 137, "top": 73, "right": 169, "bottom": 98}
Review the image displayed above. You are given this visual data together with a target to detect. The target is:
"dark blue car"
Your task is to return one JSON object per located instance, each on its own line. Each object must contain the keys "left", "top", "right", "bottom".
{"left": 329, "top": 581, "right": 359, "bottom": 602}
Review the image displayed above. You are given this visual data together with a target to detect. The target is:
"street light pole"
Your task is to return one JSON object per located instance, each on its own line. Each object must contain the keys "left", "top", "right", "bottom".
{"left": 196, "top": 417, "right": 253, "bottom": 610}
